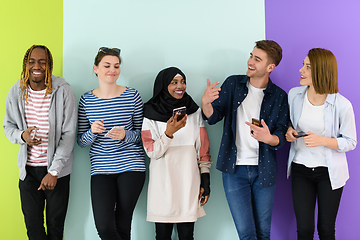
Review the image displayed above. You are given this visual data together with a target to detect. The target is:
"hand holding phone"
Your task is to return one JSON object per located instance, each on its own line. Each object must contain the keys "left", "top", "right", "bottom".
{"left": 173, "top": 106, "right": 186, "bottom": 121}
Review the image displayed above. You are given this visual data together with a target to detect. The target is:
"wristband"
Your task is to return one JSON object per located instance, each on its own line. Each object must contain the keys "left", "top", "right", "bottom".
{"left": 200, "top": 173, "right": 210, "bottom": 196}
{"left": 49, "top": 170, "right": 59, "bottom": 177}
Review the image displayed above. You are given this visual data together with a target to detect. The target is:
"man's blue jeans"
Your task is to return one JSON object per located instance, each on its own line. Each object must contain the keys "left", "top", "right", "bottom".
{"left": 222, "top": 165, "right": 276, "bottom": 240}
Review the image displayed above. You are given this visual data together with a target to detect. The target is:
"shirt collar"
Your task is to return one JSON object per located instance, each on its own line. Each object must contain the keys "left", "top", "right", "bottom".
{"left": 325, "top": 92, "right": 336, "bottom": 106}
{"left": 245, "top": 77, "right": 273, "bottom": 93}
{"left": 297, "top": 85, "right": 336, "bottom": 106}
{"left": 264, "top": 78, "right": 274, "bottom": 93}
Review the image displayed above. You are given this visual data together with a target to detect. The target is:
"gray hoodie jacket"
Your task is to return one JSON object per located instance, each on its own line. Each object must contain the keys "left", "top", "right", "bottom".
{"left": 3, "top": 76, "right": 77, "bottom": 180}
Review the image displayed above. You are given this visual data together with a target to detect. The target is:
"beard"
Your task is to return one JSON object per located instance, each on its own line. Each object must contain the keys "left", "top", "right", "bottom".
{"left": 246, "top": 68, "right": 267, "bottom": 78}
{"left": 30, "top": 76, "right": 45, "bottom": 84}
{"left": 29, "top": 70, "right": 46, "bottom": 84}
{"left": 31, "top": 78, "right": 44, "bottom": 83}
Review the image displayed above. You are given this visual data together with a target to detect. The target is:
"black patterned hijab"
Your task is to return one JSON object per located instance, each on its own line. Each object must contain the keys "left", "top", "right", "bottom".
{"left": 143, "top": 67, "right": 199, "bottom": 122}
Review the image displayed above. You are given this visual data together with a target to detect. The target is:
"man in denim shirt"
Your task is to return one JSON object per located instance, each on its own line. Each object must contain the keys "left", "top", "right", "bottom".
{"left": 202, "top": 40, "right": 288, "bottom": 240}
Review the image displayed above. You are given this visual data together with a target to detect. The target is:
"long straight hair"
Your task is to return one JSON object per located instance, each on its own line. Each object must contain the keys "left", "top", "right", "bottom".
{"left": 308, "top": 48, "right": 338, "bottom": 94}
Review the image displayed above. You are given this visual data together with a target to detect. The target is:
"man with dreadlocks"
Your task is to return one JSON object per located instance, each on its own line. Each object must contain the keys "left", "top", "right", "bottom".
{"left": 3, "top": 45, "right": 77, "bottom": 240}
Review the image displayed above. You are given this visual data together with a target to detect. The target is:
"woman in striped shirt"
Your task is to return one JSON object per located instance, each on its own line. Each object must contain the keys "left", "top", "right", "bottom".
{"left": 77, "top": 47, "right": 145, "bottom": 240}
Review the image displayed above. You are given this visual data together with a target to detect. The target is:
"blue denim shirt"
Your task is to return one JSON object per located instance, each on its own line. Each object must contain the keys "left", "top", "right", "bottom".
{"left": 203, "top": 75, "right": 289, "bottom": 188}
{"left": 287, "top": 86, "right": 357, "bottom": 189}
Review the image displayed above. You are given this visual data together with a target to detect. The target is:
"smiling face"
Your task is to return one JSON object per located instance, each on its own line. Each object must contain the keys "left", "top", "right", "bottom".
{"left": 246, "top": 47, "right": 275, "bottom": 79}
{"left": 93, "top": 55, "right": 120, "bottom": 83}
{"left": 299, "top": 56, "right": 313, "bottom": 87}
{"left": 167, "top": 75, "right": 186, "bottom": 99}
{"left": 28, "top": 47, "right": 47, "bottom": 88}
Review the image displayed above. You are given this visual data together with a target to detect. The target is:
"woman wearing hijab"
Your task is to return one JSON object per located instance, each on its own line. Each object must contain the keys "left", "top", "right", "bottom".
{"left": 141, "top": 67, "right": 212, "bottom": 240}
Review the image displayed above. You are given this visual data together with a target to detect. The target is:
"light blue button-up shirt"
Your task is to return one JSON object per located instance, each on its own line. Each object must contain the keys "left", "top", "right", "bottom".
{"left": 287, "top": 86, "right": 357, "bottom": 189}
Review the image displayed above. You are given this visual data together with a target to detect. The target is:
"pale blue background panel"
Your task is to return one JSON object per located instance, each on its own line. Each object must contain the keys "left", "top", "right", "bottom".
{"left": 63, "top": 0, "right": 265, "bottom": 239}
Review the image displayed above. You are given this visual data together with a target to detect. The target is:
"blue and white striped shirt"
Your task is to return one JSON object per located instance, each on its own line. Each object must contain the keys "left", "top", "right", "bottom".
{"left": 77, "top": 88, "right": 146, "bottom": 176}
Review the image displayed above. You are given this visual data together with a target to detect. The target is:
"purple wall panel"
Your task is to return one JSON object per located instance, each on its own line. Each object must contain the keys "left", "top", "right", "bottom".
{"left": 265, "top": 1, "right": 360, "bottom": 239}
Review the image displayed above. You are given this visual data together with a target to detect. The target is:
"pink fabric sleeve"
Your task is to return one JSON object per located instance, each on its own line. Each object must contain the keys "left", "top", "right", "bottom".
{"left": 199, "top": 127, "right": 211, "bottom": 162}
{"left": 141, "top": 130, "right": 155, "bottom": 152}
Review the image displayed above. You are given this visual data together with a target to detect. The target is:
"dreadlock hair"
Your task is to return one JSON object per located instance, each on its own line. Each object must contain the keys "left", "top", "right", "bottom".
{"left": 20, "top": 45, "right": 53, "bottom": 103}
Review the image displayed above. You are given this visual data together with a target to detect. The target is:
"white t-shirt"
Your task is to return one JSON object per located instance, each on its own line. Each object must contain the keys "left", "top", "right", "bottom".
{"left": 293, "top": 91, "right": 327, "bottom": 167}
{"left": 235, "top": 82, "right": 265, "bottom": 165}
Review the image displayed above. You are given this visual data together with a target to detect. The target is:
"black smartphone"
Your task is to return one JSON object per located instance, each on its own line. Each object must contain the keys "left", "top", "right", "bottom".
{"left": 173, "top": 106, "right": 186, "bottom": 121}
{"left": 252, "top": 118, "right": 262, "bottom": 127}
{"left": 295, "top": 131, "right": 308, "bottom": 138}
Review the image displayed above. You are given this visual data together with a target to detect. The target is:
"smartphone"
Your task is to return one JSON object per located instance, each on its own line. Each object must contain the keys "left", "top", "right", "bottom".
{"left": 295, "top": 131, "right": 308, "bottom": 138}
{"left": 251, "top": 118, "right": 262, "bottom": 127}
{"left": 31, "top": 128, "right": 37, "bottom": 140}
{"left": 105, "top": 126, "right": 124, "bottom": 137}
{"left": 173, "top": 106, "right": 186, "bottom": 121}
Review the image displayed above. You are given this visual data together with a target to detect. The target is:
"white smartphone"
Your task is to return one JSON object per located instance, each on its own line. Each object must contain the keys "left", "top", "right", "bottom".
{"left": 31, "top": 128, "right": 37, "bottom": 140}
{"left": 105, "top": 126, "right": 124, "bottom": 137}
